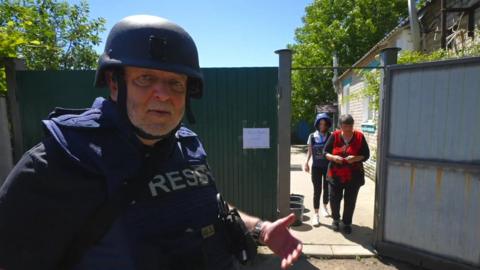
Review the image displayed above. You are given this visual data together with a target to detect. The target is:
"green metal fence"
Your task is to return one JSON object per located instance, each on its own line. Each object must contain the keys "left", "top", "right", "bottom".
{"left": 13, "top": 67, "right": 278, "bottom": 220}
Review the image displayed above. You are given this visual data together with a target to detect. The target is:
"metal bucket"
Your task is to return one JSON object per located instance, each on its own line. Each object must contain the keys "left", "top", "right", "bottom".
{"left": 290, "top": 202, "right": 304, "bottom": 226}
{"left": 290, "top": 193, "right": 305, "bottom": 203}
{"left": 289, "top": 196, "right": 303, "bottom": 204}
{"left": 290, "top": 193, "right": 305, "bottom": 199}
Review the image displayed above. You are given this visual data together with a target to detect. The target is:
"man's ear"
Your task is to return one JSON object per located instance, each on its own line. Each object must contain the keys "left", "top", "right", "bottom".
{"left": 105, "top": 71, "right": 118, "bottom": 101}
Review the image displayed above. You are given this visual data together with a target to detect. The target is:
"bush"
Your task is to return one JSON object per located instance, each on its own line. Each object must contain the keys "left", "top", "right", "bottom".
{"left": 359, "top": 35, "right": 480, "bottom": 112}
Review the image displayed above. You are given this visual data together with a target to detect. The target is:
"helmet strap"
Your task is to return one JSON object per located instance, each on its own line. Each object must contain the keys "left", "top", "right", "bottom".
{"left": 113, "top": 69, "right": 176, "bottom": 141}
{"left": 112, "top": 68, "right": 128, "bottom": 120}
{"left": 185, "top": 96, "right": 196, "bottom": 124}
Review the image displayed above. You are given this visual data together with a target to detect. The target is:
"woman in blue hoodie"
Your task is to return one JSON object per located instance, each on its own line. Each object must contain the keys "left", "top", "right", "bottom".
{"left": 303, "top": 113, "right": 332, "bottom": 226}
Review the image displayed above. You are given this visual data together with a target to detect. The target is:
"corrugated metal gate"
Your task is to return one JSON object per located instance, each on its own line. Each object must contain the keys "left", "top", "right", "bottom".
{"left": 375, "top": 57, "right": 480, "bottom": 270}
{"left": 10, "top": 67, "right": 278, "bottom": 220}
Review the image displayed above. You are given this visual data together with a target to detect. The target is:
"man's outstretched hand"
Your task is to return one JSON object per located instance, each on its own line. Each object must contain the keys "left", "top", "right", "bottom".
{"left": 260, "top": 214, "right": 303, "bottom": 269}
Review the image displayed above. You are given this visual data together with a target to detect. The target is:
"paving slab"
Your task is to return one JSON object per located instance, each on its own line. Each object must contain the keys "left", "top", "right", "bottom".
{"left": 289, "top": 145, "right": 376, "bottom": 258}
{"left": 330, "top": 245, "right": 375, "bottom": 257}
{"left": 301, "top": 244, "right": 333, "bottom": 257}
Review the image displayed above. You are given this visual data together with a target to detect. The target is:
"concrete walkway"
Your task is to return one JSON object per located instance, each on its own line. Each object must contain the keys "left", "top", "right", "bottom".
{"left": 287, "top": 145, "right": 376, "bottom": 258}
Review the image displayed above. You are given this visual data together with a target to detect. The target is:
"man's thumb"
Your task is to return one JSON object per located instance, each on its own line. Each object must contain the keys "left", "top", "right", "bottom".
{"left": 282, "top": 213, "right": 297, "bottom": 227}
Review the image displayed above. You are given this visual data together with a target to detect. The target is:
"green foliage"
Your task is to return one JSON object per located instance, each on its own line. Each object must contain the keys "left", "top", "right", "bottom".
{"left": 361, "top": 69, "right": 381, "bottom": 112}
{"left": 289, "top": 0, "right": 408, "bottom": 127}
{"left": 358, "top": 50, "right": 450, "bottom": 114}
{"left": 416, "top": 0, "right": 429, "bottom": 9}
{"left": 397, "top": 49, "right": 448, "bottom": 64}
{"left": 0, "top": 67, "right": 5, "bottom": 96}
{"left": 0, "top": 0, "right": 106, "bottom": 93}
{"left": 360, "top": 34, "right": 480, "bottom": 112}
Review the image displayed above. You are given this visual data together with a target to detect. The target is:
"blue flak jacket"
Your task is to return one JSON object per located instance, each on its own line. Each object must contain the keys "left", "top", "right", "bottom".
{"left": 308, "top": 131, "right": 330, "bottom": 168}
{"left": 0, "top": 97, "right": 234, "bottom": 270}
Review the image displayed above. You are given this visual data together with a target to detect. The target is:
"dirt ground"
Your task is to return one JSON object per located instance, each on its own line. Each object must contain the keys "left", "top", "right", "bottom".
{"left": 307, "top": 257, "right": 422, "bottom": 270}
{"left": 243, "top": 254, "right": 423, "bottom": 270}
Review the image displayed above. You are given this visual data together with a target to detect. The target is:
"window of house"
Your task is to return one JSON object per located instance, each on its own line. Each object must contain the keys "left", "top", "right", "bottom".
{"left": 342, "top": 84, "right": 350, "bottom": 115}
{"left": 363, "top": 96, "right": 374, "bottom": 122}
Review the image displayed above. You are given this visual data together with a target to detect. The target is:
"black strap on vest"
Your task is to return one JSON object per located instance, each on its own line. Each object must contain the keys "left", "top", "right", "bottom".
{"left": 61, "top": 166, "right": 218, "bottom": 270}
{"left": 59, "top": 161, "right": 157, "bottom": 270}
{"left": 185, "top": 96, "right": 196, "bottom": 124}
{"left": 58, "top": 135, "right": 177, "bottom": 270}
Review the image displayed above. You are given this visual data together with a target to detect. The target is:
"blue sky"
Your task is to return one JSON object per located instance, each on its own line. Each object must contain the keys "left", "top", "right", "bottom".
{"left": 67, "top": 0, "right": 312, "bottom": 67}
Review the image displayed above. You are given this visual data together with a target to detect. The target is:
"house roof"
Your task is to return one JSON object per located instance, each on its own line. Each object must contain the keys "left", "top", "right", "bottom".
{"left": 316, "top": 104, "right": 338, "bottom": 113}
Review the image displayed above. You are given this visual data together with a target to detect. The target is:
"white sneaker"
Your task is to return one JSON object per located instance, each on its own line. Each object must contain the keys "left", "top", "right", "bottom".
{"left": 311, "top": 214, "right": 320, "bottom": 226}
{"left": 321, "top": 204, "right": 330, "bottom": 217}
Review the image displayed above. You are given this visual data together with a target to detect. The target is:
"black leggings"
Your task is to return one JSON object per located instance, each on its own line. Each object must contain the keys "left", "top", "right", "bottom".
{"left": 329, "top": 182, "right": 361, "bottom": 225}
{"left": 311, "top": 166, "right": 329, "bottom": 209}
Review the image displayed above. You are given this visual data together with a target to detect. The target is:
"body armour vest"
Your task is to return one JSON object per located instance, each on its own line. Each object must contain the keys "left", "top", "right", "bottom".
{"left": 42, "top": 97, "right": 235, "bottom": 270}
{"left": 310, "top": 131, "right": 330, "bottom": 168}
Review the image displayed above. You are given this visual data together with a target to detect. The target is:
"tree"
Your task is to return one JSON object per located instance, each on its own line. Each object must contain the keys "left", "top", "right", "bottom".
{"left": 0, "top": 0, "right": 106, "bottom": 93}
{"left": 289, "top": 0, "right": 408, "bottom": 127}
{"left": 417, "top": 0, "right": 428, "bottom": 9}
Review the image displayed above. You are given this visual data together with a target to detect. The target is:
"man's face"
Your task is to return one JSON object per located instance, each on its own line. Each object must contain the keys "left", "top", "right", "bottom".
{"left": 108, "top": 66, "right": 188, "bottom": 139}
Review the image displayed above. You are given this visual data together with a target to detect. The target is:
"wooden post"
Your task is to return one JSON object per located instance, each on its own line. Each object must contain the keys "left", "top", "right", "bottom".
{"left": 441, "top": 0, "right": 447, "bottom": 49}
{"left": 4, "top": 58, "right": 26, "bottom": 163}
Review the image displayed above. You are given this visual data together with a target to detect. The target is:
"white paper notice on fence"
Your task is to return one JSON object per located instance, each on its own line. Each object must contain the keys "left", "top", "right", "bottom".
{"left": 243, "top": 128, "right": 270, "bottom": 149}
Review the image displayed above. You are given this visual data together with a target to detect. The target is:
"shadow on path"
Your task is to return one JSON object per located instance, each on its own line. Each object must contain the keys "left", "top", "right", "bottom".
{"left": 242, "top": 254, "right": 319, "bottom": 270}
{"left": 290, "top": 220, "right": 313, "bottom": 232}
{"left": 291, "top": 145, "right": 308, "bottom": 154}
{"left": 341, "top": 224, "right": 374, "bottom": 250}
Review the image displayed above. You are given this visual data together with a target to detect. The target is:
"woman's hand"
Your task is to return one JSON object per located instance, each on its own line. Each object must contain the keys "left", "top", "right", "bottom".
{"left": 303, "top": 162, "right": 310, "bottom": 173}
{"left": 332, "top": 155, "right": 345, "bottom": 164}
{"left": 345, "top": 155, "right": 356, "bottom": 164}
{"left": 345, "top": 155, "right": 364, "bottom": 164}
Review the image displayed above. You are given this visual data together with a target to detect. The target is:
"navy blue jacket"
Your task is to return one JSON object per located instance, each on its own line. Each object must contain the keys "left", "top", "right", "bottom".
{"left": 0, "top": 97, "right": 234, "bottom": 270}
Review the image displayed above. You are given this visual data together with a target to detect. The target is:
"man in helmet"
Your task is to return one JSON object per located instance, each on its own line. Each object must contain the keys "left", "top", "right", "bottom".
{"left": 0, "top": 15, "right": 302, "bottom": 270}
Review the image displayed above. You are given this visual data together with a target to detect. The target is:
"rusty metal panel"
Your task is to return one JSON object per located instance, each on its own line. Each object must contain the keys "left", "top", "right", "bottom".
{"left": 384, "top": 163, "right": 480, "bottom": 265}
{"left": 376, "top": 57, "right": 480, "bottom": 270}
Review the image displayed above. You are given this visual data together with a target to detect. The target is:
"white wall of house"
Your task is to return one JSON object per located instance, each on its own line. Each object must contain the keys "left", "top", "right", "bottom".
{"left": 339, "top": 73, "right": 378, "bottom": 180}
{"left": 396, "top": 29, "right": 415, "bottom": 51}
{"left": 337, "top": 28, "right": 413, "bottom": 181}
{"left": 337, "top": 1, "right": 480, "bottom": 181}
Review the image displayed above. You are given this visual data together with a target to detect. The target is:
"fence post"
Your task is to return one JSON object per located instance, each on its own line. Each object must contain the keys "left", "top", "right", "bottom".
{"left": 275, "top": 49, "right": 292, "bottom": 218}
{"left": 4, "top": 58, "right": 26, "bottom": 165}
{"left": 374, "top": 47, "right": 400, "bottom": 245}
{"left": 0, "top": 59, "right": 13, "bottom": 184}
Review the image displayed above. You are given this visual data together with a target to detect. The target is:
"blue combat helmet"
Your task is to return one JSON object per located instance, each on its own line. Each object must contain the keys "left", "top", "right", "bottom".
{"left": 314, "top": 113, "right": 332, "bottom": 130}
